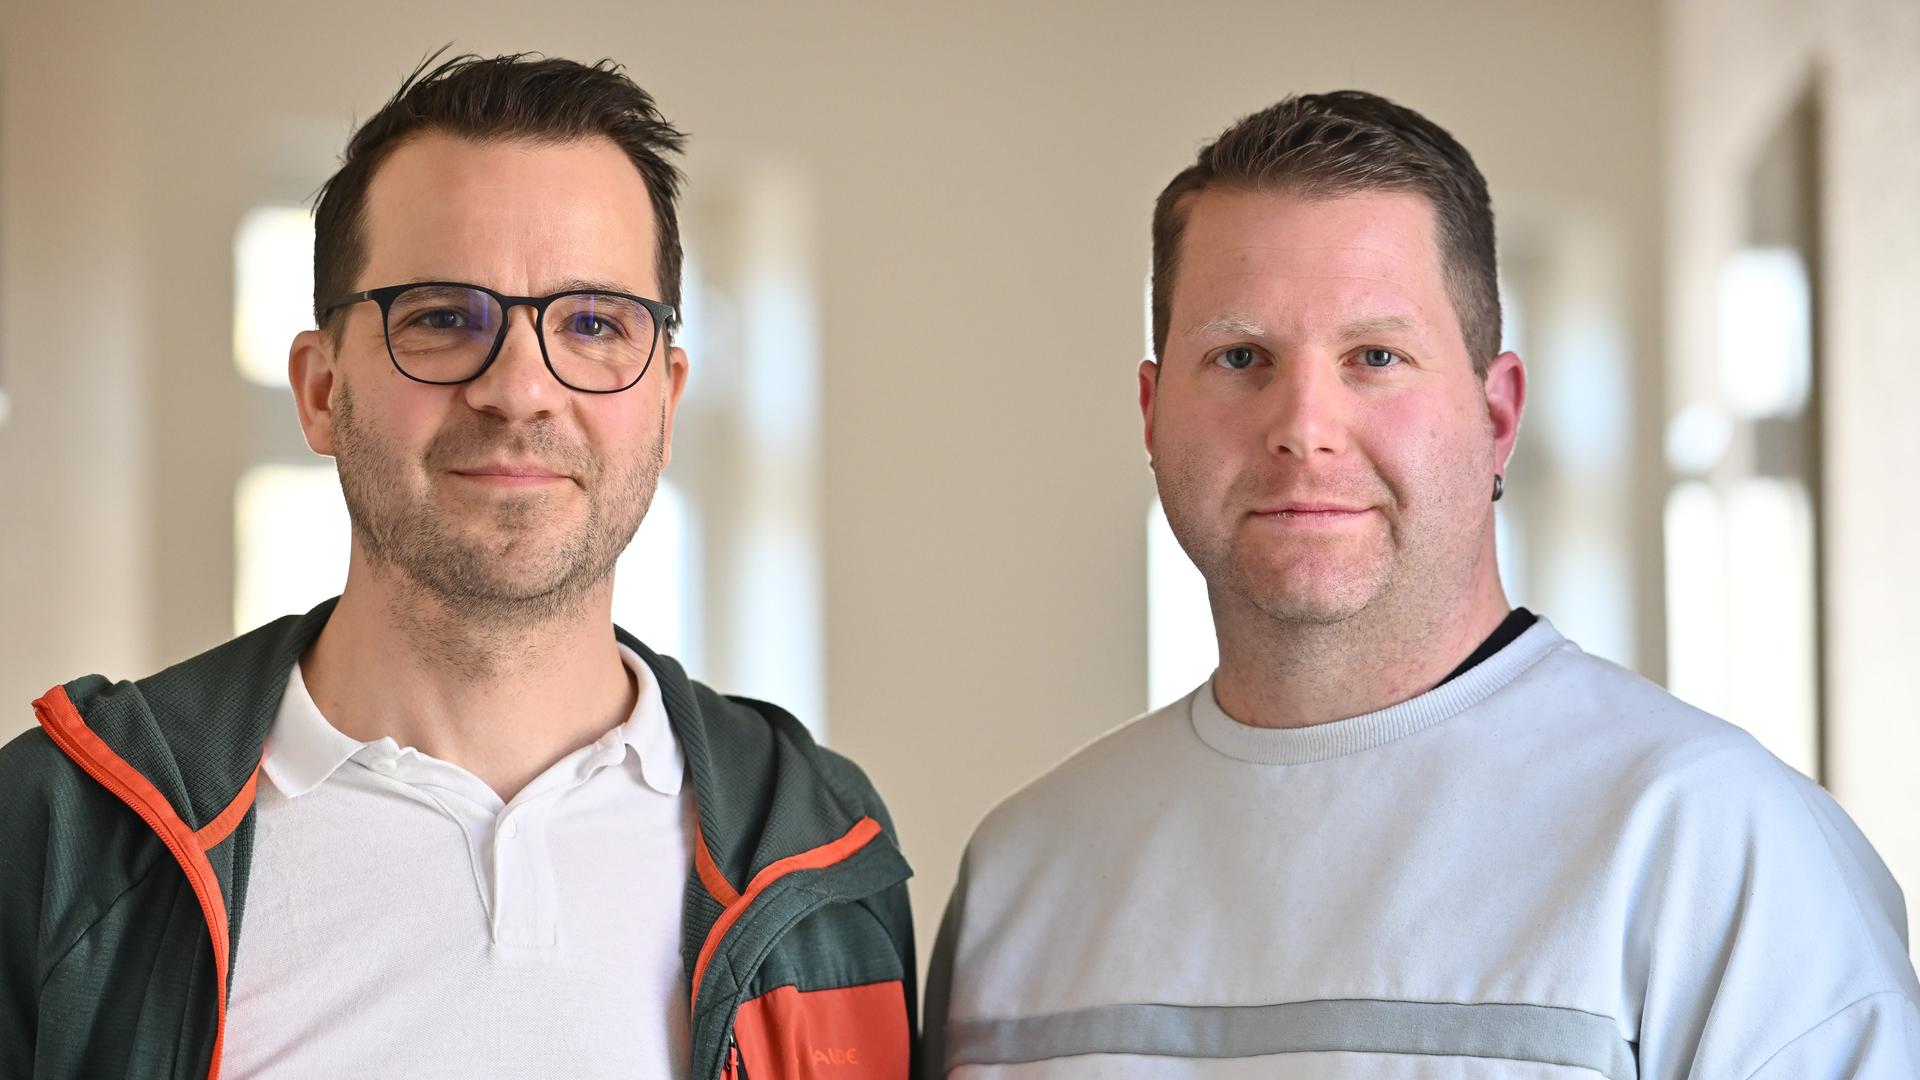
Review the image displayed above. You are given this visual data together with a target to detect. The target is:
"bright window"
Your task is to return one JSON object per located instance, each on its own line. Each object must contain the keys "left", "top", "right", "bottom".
{"left": 1662, "top": 239, "right": 1822, "bottom": 779}
{"left": 234, "top": 463, "right": 352, "bottom": 633}
{"left": 233, "top": 206, "right": 316, "bottom": 388}
{"left": 611, "top": 479, "right": 700, "bottom": 669}
{"left": 1717, "top": 248, "right": 1811, "bottom": 419}
{"left": 1664, "top": 476, "right": 1819, "bottom": 777}
{"left": 1146, "top": 497, "right": 1216, "bottom": 710}
{"left": 1143, "top": 270, "right": 1218, "bottom": 712}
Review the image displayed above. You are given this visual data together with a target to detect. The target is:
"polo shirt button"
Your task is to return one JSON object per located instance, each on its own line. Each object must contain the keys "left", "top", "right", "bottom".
{"left": 371, "top": 759, "right": 396, "bottom": 773}
{"left": 502, "top": 820, "right": 519, "bottom": 839}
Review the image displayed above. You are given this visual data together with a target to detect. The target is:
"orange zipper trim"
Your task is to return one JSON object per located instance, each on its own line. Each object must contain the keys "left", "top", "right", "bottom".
{"left": 195, "top": 762, "right": 260, "bottom": 850}
{"left": 34, "top": 685, "right": 254, "bottom": 1080}
{"left": 688, "top": 815, "right": 883, "bottom": 1017}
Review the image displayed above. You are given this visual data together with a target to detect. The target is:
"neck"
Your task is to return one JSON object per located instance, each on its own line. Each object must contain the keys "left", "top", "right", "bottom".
{"left": 1210, "top": 544, "right": 1511, "bottom": 729}
{"left": 300, "top": 549, "right": 636, "bottom": 802}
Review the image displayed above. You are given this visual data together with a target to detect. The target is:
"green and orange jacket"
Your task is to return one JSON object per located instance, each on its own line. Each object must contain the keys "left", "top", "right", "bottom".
{"left": 0, "top": 599, "right": 917, "bottom": 1079}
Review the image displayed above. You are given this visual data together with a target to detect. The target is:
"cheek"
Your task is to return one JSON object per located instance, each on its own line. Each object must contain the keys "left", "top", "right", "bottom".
{"left": 574, "top": 396, "right": 662, "bottom": 463}
{"left": 379, "top": 397, "right": 454, "bottom": 460}
{"left": 1350, "top": 391, "right": 1480, "bottom": 494}
{"left": 1172, "top": 386, "right": 1264, "bottom": 451}
{"left": 1155, "top": 403, "right": 1250, "bottom": 492}
{"left": 347, "top": 394, "right": 470, "bottom": 478}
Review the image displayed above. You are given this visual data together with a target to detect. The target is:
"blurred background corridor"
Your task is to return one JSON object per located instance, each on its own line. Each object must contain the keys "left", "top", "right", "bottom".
{"left": 3, "top": 0, "right": 1916, "bottom": 965}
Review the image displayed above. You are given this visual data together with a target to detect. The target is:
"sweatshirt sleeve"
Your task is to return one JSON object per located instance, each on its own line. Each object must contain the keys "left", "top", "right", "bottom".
{"left": 1743, "top": 992, "right": 1920, "bottom": 1079}
{"left": 1630, "top": 740, "right": 1920, "bottom": 1077}
{"left": 920, "top": 850, "right": 970, "bottom": 1080}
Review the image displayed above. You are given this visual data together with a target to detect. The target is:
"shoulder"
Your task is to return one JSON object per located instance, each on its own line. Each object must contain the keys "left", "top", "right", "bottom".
{"left": 1514, "top": 641, "right": 1867, "bottom": 859}
{"left": 687, "top": 678, "right": 903, "bottom": 828}
{"left": 0, "top": 723, "right": 83, "bottom": 824}
{"left": 2, "top": 680, "right": 159, "bottom": 833}
{"left": 0, "top": 721, "right": 177, "bottom": 984}
{"left": 31, "top": 608, "right": 327, "bottom": 821}
{"left": 1516, "top": 636, "right": 1738, "bottom": 744}
{"left": 1506, "top": 636, "right": 1790, "bottom": 793}
{"left": 965, "top": 694, "right": 1193, "bottom": 864}
{"left": 1521, "top": 644, "right": 1918, "bottom": 1006}
{"left": 733, "top": 691, "right": 890, "bottom": 813}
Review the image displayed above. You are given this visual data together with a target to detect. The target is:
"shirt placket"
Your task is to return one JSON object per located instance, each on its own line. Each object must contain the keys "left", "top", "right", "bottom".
{"left": 489, "top": 802, "right": 558, "bottom": 947}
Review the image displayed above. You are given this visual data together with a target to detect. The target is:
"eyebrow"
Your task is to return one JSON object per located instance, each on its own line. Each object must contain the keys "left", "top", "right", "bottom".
{"left": 1185, "top": 313, "right": 1268, "bottom": 339}
{"left": 1336, "top": 315, "right": 1418, "bottom": 338}
{"left": 1183, "top": 313, "right": 1420, "bottom": 340}
{"left": 548, "top": 276, "right": 638, "bottom": 296}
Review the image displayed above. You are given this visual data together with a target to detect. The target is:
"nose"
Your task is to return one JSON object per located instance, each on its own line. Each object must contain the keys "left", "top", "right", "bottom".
{"left": 460, "top": 304, "right": 560, "bottom": 421}
{"left": 1264, "top": 357, "right": 1348, "bottom": 460}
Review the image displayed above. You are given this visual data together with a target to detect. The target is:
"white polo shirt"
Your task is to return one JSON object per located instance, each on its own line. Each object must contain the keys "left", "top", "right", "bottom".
{"left": 225, "top": 645, "right": 693, "bottom": 1079}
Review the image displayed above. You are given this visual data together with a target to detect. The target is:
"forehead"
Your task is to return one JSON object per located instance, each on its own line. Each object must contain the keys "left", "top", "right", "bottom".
{"left": 1171, "top": 187, "right": 1450, "bottom": 330}
{"left": 358, "top": 131, "right": 659, "bottom": 292}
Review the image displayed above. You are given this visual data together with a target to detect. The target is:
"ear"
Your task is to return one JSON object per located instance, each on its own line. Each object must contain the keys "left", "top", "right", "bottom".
{"left": 289, "top": 329, "right": 338, "bottom": 456}
{"left": 1483, "top": 350, "right": 1527, "bottom": 475}
{"left": 1138, "top": 358, "right": 1160, "bottom": 459}
{"left": 657, "top": 344, "right": 691, "bottom": 468}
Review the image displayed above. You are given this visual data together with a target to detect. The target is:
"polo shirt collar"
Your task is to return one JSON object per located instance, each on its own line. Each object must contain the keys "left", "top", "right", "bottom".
{"left": 612, "top": 642, "right": 685, "bottom": 796}
{"left": 261, "top": 642, "right": 684, "bottom": 800}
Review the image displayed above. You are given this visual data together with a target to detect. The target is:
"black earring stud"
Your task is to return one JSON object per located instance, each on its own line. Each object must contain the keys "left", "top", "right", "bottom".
{"left": 1493, "top": 474, "right": 1505, "bottom": 502}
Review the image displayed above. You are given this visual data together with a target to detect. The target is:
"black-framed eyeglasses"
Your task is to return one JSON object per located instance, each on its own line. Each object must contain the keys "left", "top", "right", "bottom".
{"left": 321, "top": 281, "right": 675, "bottom": 394}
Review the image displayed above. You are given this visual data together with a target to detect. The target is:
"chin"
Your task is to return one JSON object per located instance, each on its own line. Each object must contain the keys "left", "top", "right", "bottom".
{"left": 1250, "top": 592, "right": 1374, "bottom": 627}
{"left": 1231, "top": 559, "right": 1386, "bottom": 626}
{"left": 413, "top": 528, "right": 591, "bottom": 594}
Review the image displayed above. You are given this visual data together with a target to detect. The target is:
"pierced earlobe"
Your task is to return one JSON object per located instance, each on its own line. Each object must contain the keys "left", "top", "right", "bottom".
{"left": 1492, "top": 474, "right": 1505, "bottom": 502}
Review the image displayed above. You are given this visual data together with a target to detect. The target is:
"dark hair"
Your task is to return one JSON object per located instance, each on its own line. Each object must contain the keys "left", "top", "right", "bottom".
{"left": 1150, "top": 90, "right": 1500, "bottom": 373}
{"left": 313, "top": 50, "right": 688, "bottom": 335}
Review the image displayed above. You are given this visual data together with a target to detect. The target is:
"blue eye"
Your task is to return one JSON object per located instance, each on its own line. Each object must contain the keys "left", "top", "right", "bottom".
{"left": 570, "top": 314, "right": 616, "bottom": 337}
{"left": 1216, "top": 346, "right": 1259, "bottom": 370}
{"left": 1361, "top": 348, "right": 1400, "bottom": 368}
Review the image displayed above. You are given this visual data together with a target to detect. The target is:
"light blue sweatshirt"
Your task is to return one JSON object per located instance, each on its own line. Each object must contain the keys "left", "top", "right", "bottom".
{"left": 925, "top": 619, "right": 1920, "bottom": 1078}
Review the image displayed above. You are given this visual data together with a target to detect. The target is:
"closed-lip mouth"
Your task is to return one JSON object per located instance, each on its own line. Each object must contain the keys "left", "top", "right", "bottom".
{"left": 450, "top": 463, "right": 571, "bottom": 479}
{"left": 1252, "top": 503, "right": 1370, "bottom": 515}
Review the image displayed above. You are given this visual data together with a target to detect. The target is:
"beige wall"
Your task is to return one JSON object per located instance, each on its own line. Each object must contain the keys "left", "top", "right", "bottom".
{"left": 3, "top": 0, "right": 1669, "bottom": 963}
{"left": 0, "top": 4, "right": 152, "bottom": 733}
{"left": 1664, "top": 0, "right": 1920, "bottom": 948}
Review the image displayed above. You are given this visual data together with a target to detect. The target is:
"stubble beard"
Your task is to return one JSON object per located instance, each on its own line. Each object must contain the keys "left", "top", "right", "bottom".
{"left": 332, "top": 380, "right": 664, "bottom": 640}
{"left": 1220, "top": 527, "right": 1396, "bottom": 628}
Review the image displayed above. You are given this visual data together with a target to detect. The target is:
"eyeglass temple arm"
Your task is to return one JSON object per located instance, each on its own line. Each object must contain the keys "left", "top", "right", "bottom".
{"left": 319, "top": 290, "right": 379, "bottom": 318}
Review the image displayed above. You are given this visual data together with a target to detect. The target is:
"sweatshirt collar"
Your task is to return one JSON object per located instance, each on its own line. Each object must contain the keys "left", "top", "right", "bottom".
{"left": 1189, "top": 617, "right": 1568, "bottom": 765}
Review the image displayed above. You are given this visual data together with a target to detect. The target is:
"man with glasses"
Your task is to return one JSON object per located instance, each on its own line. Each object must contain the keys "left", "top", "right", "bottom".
{"left": 923, "top": 91, "right": 1919, "bottom": 1077}
{"left": 0, "top": 54, "right": 915, "bottom": 1080}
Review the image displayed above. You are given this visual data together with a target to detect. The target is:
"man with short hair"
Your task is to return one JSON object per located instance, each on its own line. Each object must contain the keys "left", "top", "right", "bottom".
{"left": 924, "top": 91, "right": 1919, "bottom": 1077}
{"left": 0, "top": 54, "right": 915, "bottom": 1080}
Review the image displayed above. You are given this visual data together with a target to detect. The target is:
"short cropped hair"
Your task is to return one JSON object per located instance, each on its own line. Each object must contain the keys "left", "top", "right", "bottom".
{"left": 313, "top": 51, "right": 688, "bottom": 335}
{"left": 1150, "top": 91, "right": 1500, "bottom": 373}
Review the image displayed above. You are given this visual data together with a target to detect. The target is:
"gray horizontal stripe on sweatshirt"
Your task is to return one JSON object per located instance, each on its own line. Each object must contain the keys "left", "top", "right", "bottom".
{"left": 946, "top": 998, "right": 1636, "bottom": 1079}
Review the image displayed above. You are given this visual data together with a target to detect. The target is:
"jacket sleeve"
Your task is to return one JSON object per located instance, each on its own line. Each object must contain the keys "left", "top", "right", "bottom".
{"left": 863, "top": 791, "right": 921, "bottom": 1079}
{"left": 0, "top": 727, "right": 57, "bottom": 1076}
{"left": 815, "top": 742, "right": 923, "bottom": 1077}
